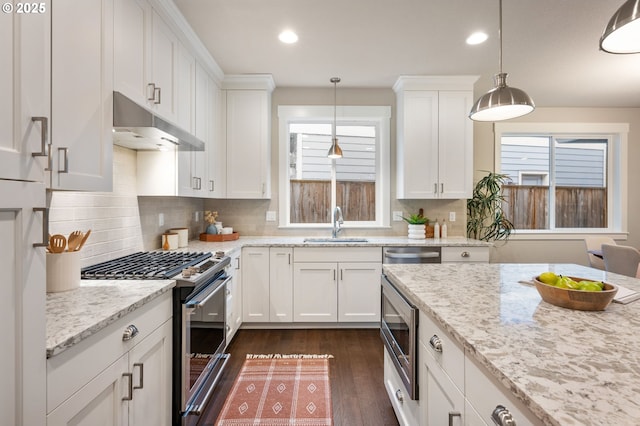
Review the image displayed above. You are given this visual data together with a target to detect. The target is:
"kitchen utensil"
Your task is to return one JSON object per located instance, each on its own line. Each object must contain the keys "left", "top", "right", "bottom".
{"left": 76, "top": 229, "right": 91, "bottom": 251}
{"left": 49, "top": 234, "right": 66, "bottom": 253}
{"left": 533, "top": 275, "right": 618, "bottom": 311}
{"left": 67, "top": 230, "right": 83, "bottom": 252}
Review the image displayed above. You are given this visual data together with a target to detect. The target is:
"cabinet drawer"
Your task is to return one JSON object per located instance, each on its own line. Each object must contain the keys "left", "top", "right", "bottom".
{"left": 47, "top": 292, "right": 172, "bottom": 413}
{"left": 441, "top": 246, "right": 489, "bottom": 263}
{"left": 465, "top": 355, "right": 541, "bottom": 426}
{"left": 384, "top": 348, "right": 420, "bottom": 426}
{"left": 294, "top": 246, "right": 381, "bottom": 263}
{"left": 418, "top": 311, "right": 464, "bottom": 392}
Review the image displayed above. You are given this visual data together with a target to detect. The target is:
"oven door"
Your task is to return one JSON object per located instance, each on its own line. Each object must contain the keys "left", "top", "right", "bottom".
{"left": 381, "top": 274, "right": 418, "bottom": 400}
{"left": 181, "top": 274, "right": 231, "bottom": 423}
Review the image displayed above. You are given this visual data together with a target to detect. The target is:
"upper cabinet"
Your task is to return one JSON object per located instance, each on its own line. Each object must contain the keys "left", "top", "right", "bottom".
{"left": 0, "top": 3, "right": 50, "bottom": 183}
{"left": 223, "top": 75, "right": 275, "bottom": 199}
{"left": 394, "top": 76, "right": 478, "bottom": 199}
{"left": 50, "top": 0, "right": 113, "bottom": 191}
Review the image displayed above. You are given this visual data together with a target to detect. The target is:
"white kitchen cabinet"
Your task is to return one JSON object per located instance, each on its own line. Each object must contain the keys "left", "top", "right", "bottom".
{"left": 226, "top": 250, "right": 242, "bottom": 343}
{"left": 47, "top": 292, "right": 172, "bottom": 426}
{"left": 383, "top": 349, "right": 420, "bottom": 426}
{"left": 293, "top": 262, "right": 338, "bottom": 322}
{"left": 270, "top": 248, "right": 294, "bottom": 322}
{"left": 442, "top": 246, "right": 490, "bottom": 263}
{"left": 150, "top": 8, "right": 178, "bottom": 123}
{"left": 223, "top": 75, "right": 275, "bottom": 199}
{"left": 338, "top": 262, "right": 382, "bottom": 322}
{"left": 241, "top": 247, "right": 270, "bottom": 322}
{"left": 0, "top": 181, "right": 47, "bottom": 426}
{"left": 394, "top": 76, "right": 477, "bottom": 199}
{"left": 0, "top": 3, "right": 50, "bottom": 182}
{"left": 50, "top": 0, "right": 113, "bottom": 191}
{"left": 207, "top": 75, "right": 226, "bottom": 198}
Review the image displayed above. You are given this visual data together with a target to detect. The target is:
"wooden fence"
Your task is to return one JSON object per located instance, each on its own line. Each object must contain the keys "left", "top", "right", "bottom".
{"left": 290, "top": 180, "right": 375, "bottom": 223}
{"left": 502, "top": 185, "right": 607, "bottom": 229}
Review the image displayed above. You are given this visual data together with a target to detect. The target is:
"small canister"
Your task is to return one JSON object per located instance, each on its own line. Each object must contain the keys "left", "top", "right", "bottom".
{"left": 162, "top": 232, "right": 179, "bottom": 250}
{"left": 169, "top": 228, "right": 189, "bottom": 247}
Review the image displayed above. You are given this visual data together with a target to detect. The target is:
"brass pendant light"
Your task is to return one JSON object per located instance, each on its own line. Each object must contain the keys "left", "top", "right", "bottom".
{"left": 469, "top": 0, "right": 535, "bottom": 122}
{"left": 600, "top": 0, "right": 640, "bottom": 54}
{"left": 327, "top": 77, "right": 343, "bottom": 159}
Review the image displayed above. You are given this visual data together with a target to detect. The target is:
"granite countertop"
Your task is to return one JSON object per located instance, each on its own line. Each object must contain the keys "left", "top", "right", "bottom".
{"left": 46, "top": 279, "right": 175, "bottom": 358}
{"left": 382, "top": 263, "right": 640, "bottom": 426}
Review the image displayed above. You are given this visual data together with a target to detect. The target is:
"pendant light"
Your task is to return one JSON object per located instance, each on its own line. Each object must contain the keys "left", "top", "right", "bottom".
{"left": 469, "top": 0, "right": 535, "bottom": 122}
{"left": 327, "top": 77, "right": 343, "bottom": 159}
{"left": 600, "top": 0, "right": 640, "bottom": 54}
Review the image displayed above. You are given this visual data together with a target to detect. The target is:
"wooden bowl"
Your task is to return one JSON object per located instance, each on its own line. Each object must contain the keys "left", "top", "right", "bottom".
{"left": 532, "top": 276, "right": 618, "bottom": 311}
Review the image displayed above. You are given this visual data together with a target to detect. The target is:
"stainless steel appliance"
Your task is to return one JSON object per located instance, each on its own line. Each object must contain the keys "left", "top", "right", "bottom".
{"left": 383, "top": 246, "right": 441, "bottom": 264}
{"left": 81, "top": 251, "right": 231, "bottom": 426}
{"left": 381, "top": 274, "right": 419, "bottom": 400}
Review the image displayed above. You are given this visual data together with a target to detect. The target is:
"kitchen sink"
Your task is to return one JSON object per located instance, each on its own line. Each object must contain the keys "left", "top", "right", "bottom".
{"left": 303, "top": 237, "right": 369, "bottom": 243}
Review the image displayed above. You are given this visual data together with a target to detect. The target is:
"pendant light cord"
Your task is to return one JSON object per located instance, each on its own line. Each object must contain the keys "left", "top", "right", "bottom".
{"left": 498, "top": 0, "right": 503, "bottom": 75}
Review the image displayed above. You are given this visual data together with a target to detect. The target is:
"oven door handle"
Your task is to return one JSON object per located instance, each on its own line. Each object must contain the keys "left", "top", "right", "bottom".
{"left": 185, "top": 276, "right": 231, "bottom": 308}
{"left": 384, "top": 250, "right": 440, "bottom": 259}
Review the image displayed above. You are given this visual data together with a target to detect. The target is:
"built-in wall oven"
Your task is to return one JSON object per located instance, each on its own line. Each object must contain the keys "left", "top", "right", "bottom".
{"left": 381, "top": 274, "right": 419, "bottom": 400}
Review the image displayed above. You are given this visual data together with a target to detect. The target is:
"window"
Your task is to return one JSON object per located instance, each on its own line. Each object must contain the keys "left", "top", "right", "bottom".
{"left": 495, "top": 123, "right": 628, "bottom": 236}
{"left": 278, "top": 106, "right": 391, "bottom": 228}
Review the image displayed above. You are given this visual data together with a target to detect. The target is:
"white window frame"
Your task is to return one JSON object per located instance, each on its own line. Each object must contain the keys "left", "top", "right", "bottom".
{"left": 278, "top": 105, "right": 391, "bottom": 229}
{"left": 494, "top": 122, "right": 628, "bottom": 240}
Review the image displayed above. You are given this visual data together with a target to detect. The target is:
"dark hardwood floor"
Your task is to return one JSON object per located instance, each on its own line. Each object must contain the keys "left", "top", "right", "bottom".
{"left": 197, "top": 328, "right": 400, "bottom": 426}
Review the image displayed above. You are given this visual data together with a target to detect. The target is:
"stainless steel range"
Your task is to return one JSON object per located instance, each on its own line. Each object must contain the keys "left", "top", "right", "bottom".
{"left": 81, "top": 251, "right": 231, "bottom": 426}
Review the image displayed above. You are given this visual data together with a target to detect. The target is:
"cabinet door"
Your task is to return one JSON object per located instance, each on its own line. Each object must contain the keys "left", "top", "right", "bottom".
{"left": 338, "top": 262, "right": 381, "bottom": 322}
{"left": 226, "top": 251, "right": 242, "bottom": 342}
{"left": 0, "top": 181, "right": 46, "bottom": 426}
{"left": 293, "top": 262, "right": 337, "bottom": 322}
{"left": 420, "top": 343, "right": 465, "bottom": 426}
{"left": 128, "top": 320, "right": 172, "bottom": 426}
{"left": 225, "top": 90, "right": 270, "bottom": 199}
{"left": 207, "top": 82, "right": 226, "bottom": 197}
{"left": 438, "top": 91, "right": 473, "bottom": 199}
{"left": 242, "top": 247, "right": 270, "bottom": 322}
{"left": 113, "top": 0, "right": 151, "bottom": 107}
{"left": 269, "top": 248, "right": 293, "bottom": 322}
{"left": 46, "top": 354, "right": 128, "bottom": 426}
{"left": 397, "top": 90, "right": 439, "bottom": 199}
{"left": 0, "top": 4, "right": 49, "bottom": 182}
{"left": 51, "top": 0, "right": 113, "bottom": 191}
{"left": 150, "top": 9, "right": 178, "bottom": 123}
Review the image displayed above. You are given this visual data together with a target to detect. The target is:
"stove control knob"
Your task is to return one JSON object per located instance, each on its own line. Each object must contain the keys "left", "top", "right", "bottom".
{"left": 122, "top": 324, "right": 139, "bottom": 341}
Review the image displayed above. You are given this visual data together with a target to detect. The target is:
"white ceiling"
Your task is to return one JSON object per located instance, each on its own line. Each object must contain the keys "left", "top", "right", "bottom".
{"left": 174, "top": 0, "right": 640, "bottom": 107}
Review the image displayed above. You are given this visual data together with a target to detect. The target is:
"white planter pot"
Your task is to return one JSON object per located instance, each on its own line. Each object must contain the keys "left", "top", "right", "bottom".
{"left": 407, "top": 224, "right": 426, "bottom": 239}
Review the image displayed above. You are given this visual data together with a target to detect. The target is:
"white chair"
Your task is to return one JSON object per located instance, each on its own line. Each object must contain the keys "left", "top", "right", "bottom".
{"left": 584, "top": 236, "right": 616, "bottom": 270}
{"left": 602, "top": 244, "right": 640, "bottom": 278}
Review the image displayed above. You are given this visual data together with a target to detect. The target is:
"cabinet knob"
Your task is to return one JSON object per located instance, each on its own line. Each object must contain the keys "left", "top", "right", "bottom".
{"left": 429, "top": 334, "right": 443, "bottom": 352}
{"left": 491, "top": 405, "right": 516, "bottom": 426}
{"left": 461, "top": 251, "right": 470, "bottom": 258}
{"left": 122, "top": 324, "right": 139, "bottom": 341}
{"left": 394, "top": 388, "right": 404, "bottom": 403}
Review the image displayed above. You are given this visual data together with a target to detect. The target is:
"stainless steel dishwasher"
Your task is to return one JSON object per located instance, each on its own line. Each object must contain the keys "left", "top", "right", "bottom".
{"left": 382, "top": 246, "right": 441, "bottom": 264}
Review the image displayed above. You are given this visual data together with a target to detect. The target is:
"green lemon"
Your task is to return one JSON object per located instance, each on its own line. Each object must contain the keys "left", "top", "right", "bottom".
{"left": 538, "top": 271, "right": 558, "bottom": 285}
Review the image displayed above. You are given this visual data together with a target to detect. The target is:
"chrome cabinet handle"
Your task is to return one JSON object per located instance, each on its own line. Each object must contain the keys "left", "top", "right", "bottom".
{"left": 461, "top": 251, "right": 470, "bottom": 258}
{"left": 395, "top": 389, "right": 404, "bottom": 403}
{"left": 33, "top": 207, "right": 49, "bottom": 247}
{"left": 122, "top": 324, "right": 139, "bottom": 341}
{"left": 154, "top": 87, "right": 161, "bottom": 104}
{"left": 147, "top": 83, "right": 156, "bottom": 101}
{"left": 429, "top": 335, "right": 443, "bottom": 352}
{"left": 235, "top": 257, "right": 240, "bottom": 269}
{"left": 441, "top": 183, "right": 444, "bottom": 193}
{"left": 31, "top": 117, "right": 49, "bottom": 159}
{"left": 449, "top": 411, "right": 461, "bottom": 426}
{"left": 58, "top": 147, "right": 69, "bottom": 173}
{"left": 434, "top": 183, "right": 438, "bottom": 194}
{"left": 133, "top": 363, "right": 144, "bottom": 390}
{"left": 492, "top": 405, "right": 516, "bottom": 426}
{"left": 122, "top": 372, "right": 133, "bottom": 401}
{"left": 209, "top": 180, "right": 214, "bottom": 192}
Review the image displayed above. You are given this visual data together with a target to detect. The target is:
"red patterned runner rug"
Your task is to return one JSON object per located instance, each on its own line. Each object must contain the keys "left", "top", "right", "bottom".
{"left": 215, "top": 354, "right": 334, "bottom": 425}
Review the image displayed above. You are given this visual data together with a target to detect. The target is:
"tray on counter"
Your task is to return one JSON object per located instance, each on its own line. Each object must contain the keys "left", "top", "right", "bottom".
{"left": 199, "top": 232, "right": 240, "bottom": 242}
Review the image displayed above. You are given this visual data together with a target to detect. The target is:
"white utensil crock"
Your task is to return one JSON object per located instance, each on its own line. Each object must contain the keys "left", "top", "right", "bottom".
{"left": 46, "top": 251, "right": 80, "bottom": 293}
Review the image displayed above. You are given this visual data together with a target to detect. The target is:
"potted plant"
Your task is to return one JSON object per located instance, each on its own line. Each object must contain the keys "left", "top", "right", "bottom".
{"left": 466, "top": 171, "right": 514, "bottom": 242}
{"left": 402, "top": 212, "right": 429, "bottom": 239}
{"left": 204, "top": 211, "right": 219, "bottom": 234}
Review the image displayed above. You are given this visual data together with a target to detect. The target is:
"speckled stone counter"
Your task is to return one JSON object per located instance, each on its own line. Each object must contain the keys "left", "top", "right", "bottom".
{"left": 46, "top": 279, "right": 174, "bottom": 358}
{"left": 383, "top": 263, "right": 640, "bottom": 426}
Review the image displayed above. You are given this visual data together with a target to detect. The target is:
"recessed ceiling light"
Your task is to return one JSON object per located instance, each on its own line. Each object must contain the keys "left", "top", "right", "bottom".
{"left": 278, "top": 30, "right": 298, "bottom": 44}
{"left": 466, "top": 31, "right": 488, "bottom": 45}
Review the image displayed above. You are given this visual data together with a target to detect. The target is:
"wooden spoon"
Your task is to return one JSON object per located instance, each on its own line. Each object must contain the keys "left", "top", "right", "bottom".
{"left": 76, "top": 229, "right": 91, "bottom": 251}
{"left": 49, "top": 234, "right": 67, "bottom": 253}
{"left": 67, "top": 230, "right": 83, "bottom": 252}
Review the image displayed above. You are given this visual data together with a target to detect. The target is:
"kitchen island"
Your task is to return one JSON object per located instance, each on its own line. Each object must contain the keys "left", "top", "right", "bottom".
{"left": 383, "top": 263, "right": 640, "bottom": 425}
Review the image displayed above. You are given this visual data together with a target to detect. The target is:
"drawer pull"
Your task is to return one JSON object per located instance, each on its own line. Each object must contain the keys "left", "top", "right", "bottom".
{"left": 122, "top": 324, "right": 139, "bottom": 341}
{"left": 394, "top": 388, "right": 404, "bottom": 403}
{"left": 461, "top": 251, "right": 470, "bottom": 258}
{"left": 491, "top": 405, "right": 516, "bottom": 426}
{"left": 133, "top": 363, "right": 144, "bottom": 390}
{"left": 122, "top": 372, "right": 133, "bottom": 401}
{"left": 449, "top": 411, "right": 461, "bottom": 426}
{"left": 429, "top": 335, "right": 443, "bottom": 352}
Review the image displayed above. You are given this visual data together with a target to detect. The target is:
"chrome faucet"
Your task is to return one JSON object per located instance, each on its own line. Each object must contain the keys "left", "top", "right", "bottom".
{"left": 332, "top": 206, "right": 344, "bottom": 238}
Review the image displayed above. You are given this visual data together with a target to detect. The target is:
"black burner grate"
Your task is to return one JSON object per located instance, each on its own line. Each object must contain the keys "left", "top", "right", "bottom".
{"left": 81, "top": 251, "right": 212, "bottom": 280}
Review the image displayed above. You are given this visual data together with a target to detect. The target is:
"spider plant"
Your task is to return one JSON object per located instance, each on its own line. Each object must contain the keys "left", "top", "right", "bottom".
{"left": 466, "top": 171, "right": 514, "bottom": 242}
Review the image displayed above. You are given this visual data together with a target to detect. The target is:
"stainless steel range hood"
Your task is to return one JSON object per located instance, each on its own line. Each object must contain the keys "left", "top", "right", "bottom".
{"left": 112, "top": 91, "right": 205, "bottom": 151}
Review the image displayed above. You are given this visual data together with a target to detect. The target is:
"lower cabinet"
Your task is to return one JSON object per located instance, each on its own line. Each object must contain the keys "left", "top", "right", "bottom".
{"left": 241, "top": 247, "right": 271, "bottom": 322}
{"left": 383, "top": 349, "right": 420, "bottom": 426}
{"left": 226, "top": 249, "right": 242, "bottom": 343}
{"left": 46, "top": 292, "right": 172, "bottom": 426}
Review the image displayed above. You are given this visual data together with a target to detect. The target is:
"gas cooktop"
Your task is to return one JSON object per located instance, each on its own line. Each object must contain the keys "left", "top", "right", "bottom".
{"left": 81, "top": 251, "right": 213, "bottom": 280}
